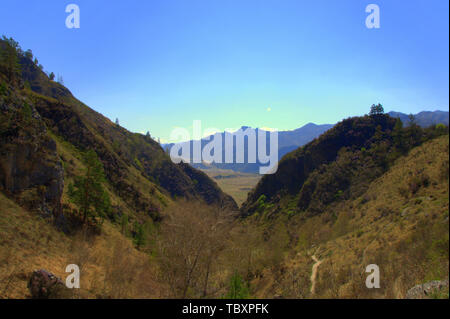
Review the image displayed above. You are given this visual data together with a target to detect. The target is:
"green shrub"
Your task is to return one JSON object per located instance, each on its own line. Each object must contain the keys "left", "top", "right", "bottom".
{"left": 435, "top": 123, "right": 446, "bottom": 132}
{"left": 225, "top": 272, "right": 250, "bottom": 299}
{"left": 256, "top": 194, "right": 267, "bottom": 212}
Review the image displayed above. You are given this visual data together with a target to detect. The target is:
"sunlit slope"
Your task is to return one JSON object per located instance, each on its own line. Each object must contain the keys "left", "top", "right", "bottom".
{"left": 0, "top": 191, "right": 164, "bottom": 298}
{"left": 252, "top": 135, "right": 449, "bottom": 298}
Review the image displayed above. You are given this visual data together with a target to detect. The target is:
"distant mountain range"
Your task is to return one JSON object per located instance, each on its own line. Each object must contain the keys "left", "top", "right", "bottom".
{"left": 163, "top": 110, "right": 448, "bottom": 174}
{"left": 388, "top": 111, "right": 449, "bottom": 127}
{"left": 163, "top": 123, "right": 333, "bottom": 174}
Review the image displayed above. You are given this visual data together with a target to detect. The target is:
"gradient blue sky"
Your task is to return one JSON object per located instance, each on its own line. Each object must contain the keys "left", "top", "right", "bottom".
{"left": 1, "top": 0, "right": 448, "bottom": 142}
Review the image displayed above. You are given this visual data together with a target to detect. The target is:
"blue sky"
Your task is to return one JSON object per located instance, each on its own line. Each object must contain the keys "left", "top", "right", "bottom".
{"left": 1, "top": 0, "right": 448, "bottom": 142}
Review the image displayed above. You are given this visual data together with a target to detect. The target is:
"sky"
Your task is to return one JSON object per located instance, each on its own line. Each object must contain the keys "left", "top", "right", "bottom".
{"left": 1, "top": 0, "right": 448, "bottom": 142}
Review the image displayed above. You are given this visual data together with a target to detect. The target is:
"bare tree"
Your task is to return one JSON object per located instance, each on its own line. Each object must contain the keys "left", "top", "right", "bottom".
{"left": 156, "top": 200, "right": 233, "bottom": 298}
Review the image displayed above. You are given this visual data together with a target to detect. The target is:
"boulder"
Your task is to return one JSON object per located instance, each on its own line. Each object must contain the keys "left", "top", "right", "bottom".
{"left": 27, "top": 269, "right": 71, "bottom": 299}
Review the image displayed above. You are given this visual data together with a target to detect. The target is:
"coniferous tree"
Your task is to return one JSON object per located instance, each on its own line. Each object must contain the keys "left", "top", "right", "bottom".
{"left": 68, "top": 149, "right": 111, "bottom": 224}
{"left": 0, "top": 36, "right": 21, "bottom": 83}
{"left": 369, "top": 103, "right": 384, "bottom": 116}
{"left": 24, "top": 49, "right": 33, "bottom": 60}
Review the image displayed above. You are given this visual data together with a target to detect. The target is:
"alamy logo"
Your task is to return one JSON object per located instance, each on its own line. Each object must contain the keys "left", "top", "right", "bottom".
{"left": 169, "top": 121, "right": 279, "bottom": 174}
{"left": 365, "top": 264, "right": 380, "bottom": 288}
{"left": 65, "top": 4, "right": 80, "bottom": 29}
{"left": 365, "top": 4, "right": 380, "bottom": 29}
{"left": 65, "top": 264, "right": 80, "bottom": 288}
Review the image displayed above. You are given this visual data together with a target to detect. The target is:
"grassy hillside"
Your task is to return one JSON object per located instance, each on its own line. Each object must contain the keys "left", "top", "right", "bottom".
{"left": 0, "top": 37, "right": 238, "bottom": 298}
{"left": 0, "top": 191, "right": 163, "bottom": 298}
{"left": 242, "top": 114, "right": 447, "bottom": 217}
{"left": 241, "top": 115, "right": 397, "bottom": 215}
{"left": 249, "top": 135, "right": 449, "bottom": 298}
{"left": 236, "top": 112, "right": 448, "bottom": 299}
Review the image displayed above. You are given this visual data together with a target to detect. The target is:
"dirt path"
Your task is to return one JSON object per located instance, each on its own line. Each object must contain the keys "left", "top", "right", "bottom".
{"left": 310, "top": 255, "right": 322, "bottom": 295}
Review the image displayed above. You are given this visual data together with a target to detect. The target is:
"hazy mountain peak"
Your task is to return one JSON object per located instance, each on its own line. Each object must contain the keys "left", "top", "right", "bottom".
{"left": 388, "top": 110, "right": 449, "bottom": 127}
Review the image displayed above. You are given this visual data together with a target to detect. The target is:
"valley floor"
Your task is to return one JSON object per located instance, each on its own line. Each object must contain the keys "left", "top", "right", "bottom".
{"left": 201, "top": 168, "right": 261, "bottom": 206}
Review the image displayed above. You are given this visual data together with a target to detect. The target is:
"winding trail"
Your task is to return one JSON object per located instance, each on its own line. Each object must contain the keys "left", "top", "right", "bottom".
{"left": 310, "top": 255, "right": 323, "bottom": 295}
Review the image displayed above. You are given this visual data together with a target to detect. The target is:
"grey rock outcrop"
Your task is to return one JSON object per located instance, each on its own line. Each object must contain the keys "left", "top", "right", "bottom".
{"left": 405, "top": 279, "right": 449, "bottom": 299}
{"left": 0, "top": 92, "right": 64, "bottom": 214}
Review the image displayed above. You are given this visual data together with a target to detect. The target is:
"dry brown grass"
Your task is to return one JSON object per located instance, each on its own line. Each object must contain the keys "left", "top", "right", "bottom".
{"left": 1, "top": 136, "right": 447, "bottom": 299}
{"left": 0, "top": 192, "right": 70, "bottom": 298}
{"left": 253, "top": 135, "right": 449, "bottom": 298}
{"left": 0, "top": 192, "right": 161, "bottom": 299}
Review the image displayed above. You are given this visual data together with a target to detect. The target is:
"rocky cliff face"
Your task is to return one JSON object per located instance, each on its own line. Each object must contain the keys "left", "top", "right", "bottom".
{"left": 0, "top": 82, "right": 64, "bottom": 215}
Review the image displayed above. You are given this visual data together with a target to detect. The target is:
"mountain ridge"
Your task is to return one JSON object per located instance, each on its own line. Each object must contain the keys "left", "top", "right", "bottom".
{"left": 0, "top": 38, "right": 238, "bottom": 228}
{"left": 387, "top": 110, "right": 449, "bottom": 127}
{"left": 164, "top": 110, "right": 448, "bottom": 174}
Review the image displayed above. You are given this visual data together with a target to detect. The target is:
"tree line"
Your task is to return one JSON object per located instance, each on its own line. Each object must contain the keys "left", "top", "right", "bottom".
{"left": 0, "top": 35, "right": 63, "bottom": 86}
